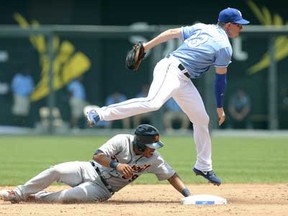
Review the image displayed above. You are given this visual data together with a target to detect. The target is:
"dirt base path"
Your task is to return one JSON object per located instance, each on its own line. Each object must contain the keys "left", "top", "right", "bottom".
{"left": 1, "top": 184, "right": 288, "bottom": 216}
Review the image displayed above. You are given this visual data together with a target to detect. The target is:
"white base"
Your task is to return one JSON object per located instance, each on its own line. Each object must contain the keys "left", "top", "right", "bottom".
{"left": 181, "top": 194, "right": 227, "bottom": 205}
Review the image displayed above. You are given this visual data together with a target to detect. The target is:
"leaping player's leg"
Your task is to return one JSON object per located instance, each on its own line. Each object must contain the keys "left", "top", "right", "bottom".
{"left": 173, "top": 78, "right": 221, "bottom": 185}
{"left": 98, "top": 58, "right": 178, "bottom": 122}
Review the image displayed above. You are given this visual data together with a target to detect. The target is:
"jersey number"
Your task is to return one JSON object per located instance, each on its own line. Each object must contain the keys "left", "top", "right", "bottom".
{"left": 186, "top": 30, "right": 208, "bottom": 47}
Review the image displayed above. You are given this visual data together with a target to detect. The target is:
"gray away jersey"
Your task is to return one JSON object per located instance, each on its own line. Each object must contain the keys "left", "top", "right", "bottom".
{"left": 171, "top": 23, "right": 232, "bottom": 79}
{"left": 94, "top": 134, "right": 175, "bottom": 192}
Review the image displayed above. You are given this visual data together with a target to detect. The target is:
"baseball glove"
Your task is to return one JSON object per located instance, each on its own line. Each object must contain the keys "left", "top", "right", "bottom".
{"left": 125, "top": 41, "right": 146, "bottom": 71}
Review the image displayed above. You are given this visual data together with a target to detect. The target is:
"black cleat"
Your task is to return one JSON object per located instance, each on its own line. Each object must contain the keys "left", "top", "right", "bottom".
{"left": 193, "top": 168, "right": 221, "bottom": 186}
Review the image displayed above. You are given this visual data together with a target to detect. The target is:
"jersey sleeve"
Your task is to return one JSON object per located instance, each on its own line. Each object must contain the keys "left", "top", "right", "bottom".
{"left": 147, "top": 153, "right": 175, "bottom": 181}
{"left": 181, "top": 23, "right": 203, "bottom": 41}
{"left": 214, "top": 47, "right": 232, "bottom": 68}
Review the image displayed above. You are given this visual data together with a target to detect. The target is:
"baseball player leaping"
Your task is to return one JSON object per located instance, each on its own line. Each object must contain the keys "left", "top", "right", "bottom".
{"left": 86, "top": 8, "right": 250, "bottom": 186}
{"left": 0, "top": 124, "right": 191, "bottom": 203}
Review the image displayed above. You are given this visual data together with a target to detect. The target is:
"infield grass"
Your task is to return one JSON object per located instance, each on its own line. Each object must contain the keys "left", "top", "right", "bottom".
{"left": 0, "top": 134, "right": 287, "bottom": 185}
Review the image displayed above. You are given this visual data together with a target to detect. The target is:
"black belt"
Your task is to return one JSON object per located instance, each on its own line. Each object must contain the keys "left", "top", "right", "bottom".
{"left": 90, "top": 161, "right": 114, "bottom": 194}
{"left": 166, "top": 55, "right": 190, "bottom": 79}
{"left": 178, "top": 64, "right": 190, "bottom": 79}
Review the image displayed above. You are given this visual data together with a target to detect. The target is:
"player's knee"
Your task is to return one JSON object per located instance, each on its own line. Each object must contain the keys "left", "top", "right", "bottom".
{"left": 190, "top": 112, "right": 209, "bottom": 125}
{"left": 199, "top": 113, "right": 209, "bottom": 125}
{"left": 203, "top": 113, "right": 210, "bottom": 124}
{"left": 47, "top": 167, "right": 61, "bottom": 180}
{"left": 146, "top": 100, "right": 163, "bottom": 111}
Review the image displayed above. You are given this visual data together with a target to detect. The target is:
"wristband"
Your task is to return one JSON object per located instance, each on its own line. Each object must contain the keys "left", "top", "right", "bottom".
{"left": 109, "top": 160, "right": 119, "bottom": 169}
{"left": 181, "top": 188, "right": 191, "bottom": 197}
{"left": 214, "top": 73, "right": 227, "bottom": 108}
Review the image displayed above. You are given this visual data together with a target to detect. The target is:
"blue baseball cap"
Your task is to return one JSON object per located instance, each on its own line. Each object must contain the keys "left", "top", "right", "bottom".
{"left": 218, "top": 7, "right": 250, "bottom": 25}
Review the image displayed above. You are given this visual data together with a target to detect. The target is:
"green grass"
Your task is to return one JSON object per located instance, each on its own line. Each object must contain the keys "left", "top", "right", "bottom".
{"left": 0, "top": 135, "right": 287, "bottom": 185}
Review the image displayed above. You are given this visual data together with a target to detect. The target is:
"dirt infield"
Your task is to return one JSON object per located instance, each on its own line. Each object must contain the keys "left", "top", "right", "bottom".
{"left": 1, "top": 184, "right": 288, "bottom": 216}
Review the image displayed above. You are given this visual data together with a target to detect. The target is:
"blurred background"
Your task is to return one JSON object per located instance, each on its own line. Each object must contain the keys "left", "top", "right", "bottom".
{"left": 0, "top": 0, "right": 287, "bottom": 135}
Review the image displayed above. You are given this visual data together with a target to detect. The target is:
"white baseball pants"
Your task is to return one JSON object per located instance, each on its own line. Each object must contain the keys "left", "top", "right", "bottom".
{"left": 98, "top": 56, "right": 212, "bottom": 171}
{"left": 14, "top": 161, "right": 112, "bottom": 203}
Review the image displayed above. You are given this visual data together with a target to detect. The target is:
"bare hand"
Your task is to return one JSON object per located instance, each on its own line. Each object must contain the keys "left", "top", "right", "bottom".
{"left": 217, "top": 108, "right": 226, "bottom": 126}
{"left": 116, "top": 163, "right": 134, "bottom": 179}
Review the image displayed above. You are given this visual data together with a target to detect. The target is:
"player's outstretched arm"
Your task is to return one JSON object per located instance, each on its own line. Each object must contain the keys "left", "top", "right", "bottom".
{"left": 143, "top": 28, "right": 182, "bottom": 52}
{"left": 167, "top": 173, "right": 191, "bottom": 197}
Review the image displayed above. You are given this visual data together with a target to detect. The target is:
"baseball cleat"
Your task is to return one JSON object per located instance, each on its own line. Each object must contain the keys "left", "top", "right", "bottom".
{"left": 86, "top": 109, "right": 100, "bottom": 127}
{"left": 0, "top": 190, "right": 19, "bottom": 203}
{"left": 193, "top": 168, "right": 221, "bottom": 186}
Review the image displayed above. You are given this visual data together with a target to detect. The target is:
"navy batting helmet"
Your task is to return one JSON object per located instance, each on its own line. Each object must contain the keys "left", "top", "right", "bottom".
{"left": 133, "top": 124, "right": 164, "bottom": 152}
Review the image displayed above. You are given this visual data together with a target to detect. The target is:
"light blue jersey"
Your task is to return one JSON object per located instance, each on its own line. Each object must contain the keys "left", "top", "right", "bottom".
{"left": 171, "top": 23, "right": 232, "bottom": 79}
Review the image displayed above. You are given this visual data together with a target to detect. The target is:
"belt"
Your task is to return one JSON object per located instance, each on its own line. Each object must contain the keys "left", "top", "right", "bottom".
{"left": 178, "top": 64, "right": 191, "bottom": 79}
{"left": 90, "top": 161, "right": 114, "bottom": 194}
{"left": 166, "top": 54, "right": 190, "bottom": 79}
